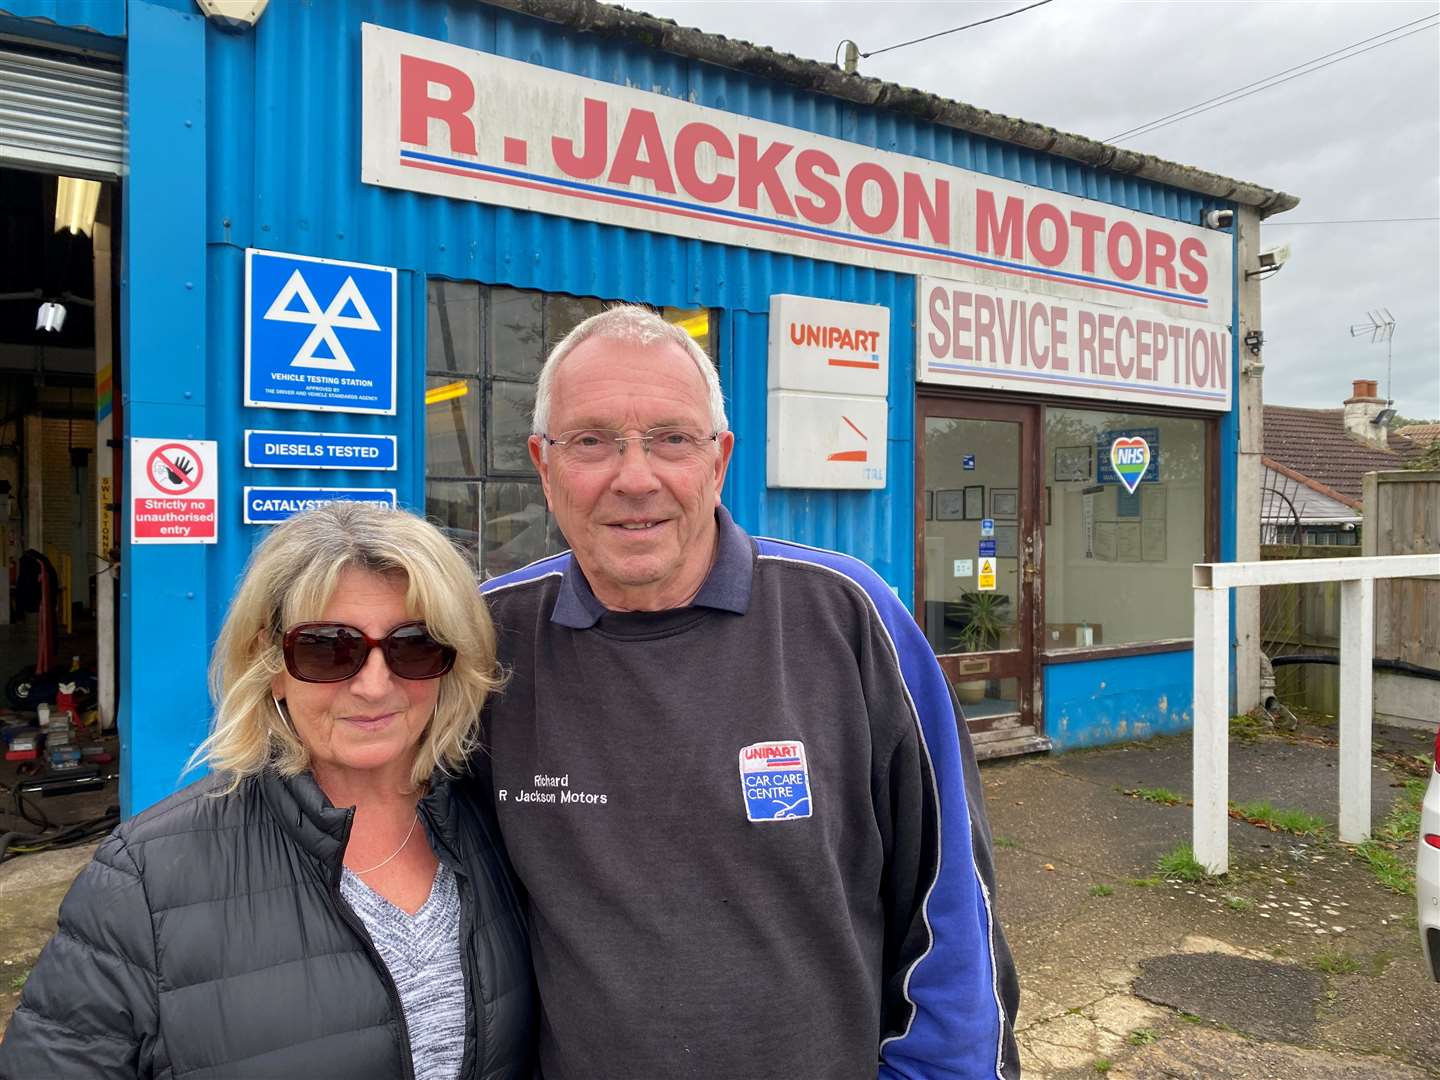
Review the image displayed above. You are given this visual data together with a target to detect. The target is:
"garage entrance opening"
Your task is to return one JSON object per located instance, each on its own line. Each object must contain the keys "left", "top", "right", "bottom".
{"left": 0, "top": 163, "right": 121, "bottom": 850}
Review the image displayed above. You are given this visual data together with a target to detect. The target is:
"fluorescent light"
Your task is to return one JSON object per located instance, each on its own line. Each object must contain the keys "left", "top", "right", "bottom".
{"left": 54, "top": 177, "right": 101, "bottom": 236}
{"left": 671, "top": 312, "right": 709, "bottom": 340}
{"left": 425, "top": 381, "right": 469, "bottom": 405}
{"left": 36, "top": 302, "right": 67, "bottom": 332}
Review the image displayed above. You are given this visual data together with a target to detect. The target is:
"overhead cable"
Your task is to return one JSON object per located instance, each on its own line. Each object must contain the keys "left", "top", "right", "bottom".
{"left": 1107, "top": 12, "right": 1439, "bottom": 144}
{"left": 1270, "top": 217, "right": 1440, "bottom": 225}
{"left": 862, "top": 0, "right": 1057, "bottom": 59}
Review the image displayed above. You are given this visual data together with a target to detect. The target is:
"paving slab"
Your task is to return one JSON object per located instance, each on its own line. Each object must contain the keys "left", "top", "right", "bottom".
{"left": 1133, "top": 952, "right": 1323, "bottom": 1042}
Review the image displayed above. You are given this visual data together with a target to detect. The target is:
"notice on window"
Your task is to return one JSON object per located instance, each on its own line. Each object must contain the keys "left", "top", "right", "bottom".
{"left": 130, "top": 438, "right": 218, "bottom": 544}
{"left": 1092, "top": 521, "right": 1117, "bottom": 562}
{"left": 1142, "top": 520, "right": 1167, "bottom": 562}
{"left": 1115, "top": 522, "right": 1143, "bottom": 562}
{"left": 977, "top": 557, "right": 998, "bottom": 591}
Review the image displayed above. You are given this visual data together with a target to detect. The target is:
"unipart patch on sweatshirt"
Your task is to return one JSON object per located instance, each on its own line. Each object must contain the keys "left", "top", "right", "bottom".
{"left": 738, "top": 741, "right": 813, "bottom": 822}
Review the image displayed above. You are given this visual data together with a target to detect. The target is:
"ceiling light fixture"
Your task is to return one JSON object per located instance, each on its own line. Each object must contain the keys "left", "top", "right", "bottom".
{"left": 36, "top": 302, "right": 67, "bottom": 333}
{"left": 54, "top": 177, "right": 102, "bottom": 236}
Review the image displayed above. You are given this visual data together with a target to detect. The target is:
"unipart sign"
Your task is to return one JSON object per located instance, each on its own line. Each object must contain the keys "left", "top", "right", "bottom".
{"left": 768, "top": 295, "right": 889, "bottom": 397}
{"left": 361, "top": 25, "right": 1233, "bottom": 327}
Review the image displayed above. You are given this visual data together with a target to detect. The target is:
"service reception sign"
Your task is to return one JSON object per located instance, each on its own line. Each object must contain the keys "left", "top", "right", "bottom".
{"left": 766, "top": 296, "right": 889, "bottom": 489}
{"left": 131, "top": 438, "right": 218, "bottom": 544}
{"left": 360, "top": 25, "right": 1232, "bottom": 327}
{"left": 917, "top": 275, "right": 1232, "bottom": 412}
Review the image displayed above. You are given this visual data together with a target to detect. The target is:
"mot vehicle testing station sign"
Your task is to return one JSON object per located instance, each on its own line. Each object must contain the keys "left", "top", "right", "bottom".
{"left": 245, "top": 249, "right": 397, "bottom": 414}
{"left": 766, "top": 295, "right": 889, "bottom": 490}
{"left": 131, "top": 438, "right": 218, "bottom": 544}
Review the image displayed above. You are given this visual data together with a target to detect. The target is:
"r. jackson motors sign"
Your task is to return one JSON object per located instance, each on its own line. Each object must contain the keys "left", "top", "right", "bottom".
{"left": 362, "top": 25, "right": 1234, "bottom": 404}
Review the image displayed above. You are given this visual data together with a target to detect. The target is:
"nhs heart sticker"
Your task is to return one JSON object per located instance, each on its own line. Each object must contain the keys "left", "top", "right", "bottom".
{"left": 1110, "top": 436, "right": 1151, "bottom": 495}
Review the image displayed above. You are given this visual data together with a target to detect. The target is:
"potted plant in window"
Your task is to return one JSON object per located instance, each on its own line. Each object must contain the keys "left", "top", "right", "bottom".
{"left": 952, "top": 591, "right": 1012, "bottom": 704}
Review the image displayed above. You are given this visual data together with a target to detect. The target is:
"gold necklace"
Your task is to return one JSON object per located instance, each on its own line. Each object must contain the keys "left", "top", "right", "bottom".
{"left": 349, "top": 813, "right": 420, "bottom": 875}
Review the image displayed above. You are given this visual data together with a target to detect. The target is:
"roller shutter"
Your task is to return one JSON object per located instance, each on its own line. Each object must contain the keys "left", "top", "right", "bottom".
{"left": 0, "top": 46, "right": 124, "bottom": 177}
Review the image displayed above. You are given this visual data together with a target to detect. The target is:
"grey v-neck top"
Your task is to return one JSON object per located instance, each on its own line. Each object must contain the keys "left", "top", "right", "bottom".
{"left": 341, "top": 862, "right": 465, "bottom": 1080}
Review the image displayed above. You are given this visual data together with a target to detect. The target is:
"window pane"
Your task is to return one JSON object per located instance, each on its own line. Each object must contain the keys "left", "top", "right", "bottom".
{"left": 664, "top": 306, "right": 712, "bottom": 360}
{"left": 426, "top": 480, "right": 481, "bottom": 575}
{"left": 482, "top": 481, "right": 558, "bottom": 579}
{"left": 427, "top": 281, "right": 480, "bottom": 374}
{"left": 489, "top": 379, "right": 537, "bottom": 475}
{"left": 544, "top": 294, "right": 605, "bottom": 346}
{"left": 949, "top": 676, "right": 1020, "bottom": 722}
{"left": 922, "top": 416, "right": 1022, "bottom": 656}
{"left": 1042, "top": 408, "right": 1208, "bottom": 648}
{"left": 426, "top": 375, "right": 481, "bottom": 476}
{"left": 489, "top": 288, "right": 544, "bottom": 379}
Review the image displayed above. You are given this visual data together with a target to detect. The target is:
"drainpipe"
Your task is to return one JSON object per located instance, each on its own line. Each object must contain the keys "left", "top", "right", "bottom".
{"left": 1233, "top": 205, "right": 1264, "bottom": 713}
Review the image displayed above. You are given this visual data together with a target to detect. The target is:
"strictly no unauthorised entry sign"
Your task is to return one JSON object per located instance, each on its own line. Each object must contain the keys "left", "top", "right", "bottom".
{"left": 131, "top": 437, "right": 219, "bottom": 544}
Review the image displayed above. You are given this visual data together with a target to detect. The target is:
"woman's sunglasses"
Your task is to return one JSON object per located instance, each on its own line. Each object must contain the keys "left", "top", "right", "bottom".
{"left": 281, "top": 621, "right": 456, "bottom": 683}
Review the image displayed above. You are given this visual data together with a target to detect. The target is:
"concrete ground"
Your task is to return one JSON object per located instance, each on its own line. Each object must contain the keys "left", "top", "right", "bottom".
{"left": 991, "top": 717, "right": 1439, "bottom": 1078}
{"left": 1, "top": 718, "right": 1437, "bottom": 1077}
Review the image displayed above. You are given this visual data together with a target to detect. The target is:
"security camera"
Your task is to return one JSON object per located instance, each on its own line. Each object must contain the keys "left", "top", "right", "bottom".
{"left": 1256, "top": 243, "right": 1291, "bottom": 271}
{"left": 1204, "top": 209, "right": 1234, "bottom": 229}
{"left": 194, "top": 0, "right": 269, "bottom": 32}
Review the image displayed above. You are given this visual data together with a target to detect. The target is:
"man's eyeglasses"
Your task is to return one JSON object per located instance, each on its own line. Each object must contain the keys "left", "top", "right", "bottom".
{"left": 281, "top": 621, "right": 456, "bottom": 683}
{"left": 542, "top": 427, "right": 719, "bottom": 468}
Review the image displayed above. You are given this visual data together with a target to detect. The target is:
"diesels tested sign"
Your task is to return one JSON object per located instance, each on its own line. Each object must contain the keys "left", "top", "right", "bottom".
{"left": 245, "top": 249, "right": 397, "bottom": 415}
{"left": 243, "top": 429, "right": 398, "bottom": 470}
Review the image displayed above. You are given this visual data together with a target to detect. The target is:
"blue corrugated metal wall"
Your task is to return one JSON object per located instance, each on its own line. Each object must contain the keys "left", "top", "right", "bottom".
{"left": 0, "top": 1, "right": 125, "bottom": 41}
{"left": 116, "top": 0, "right": 1239, "bottom": 810}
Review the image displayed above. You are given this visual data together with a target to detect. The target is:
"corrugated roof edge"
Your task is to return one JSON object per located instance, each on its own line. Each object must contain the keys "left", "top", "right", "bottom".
{"left": 483, "top": 0, "right": 1300, "bottom": 218}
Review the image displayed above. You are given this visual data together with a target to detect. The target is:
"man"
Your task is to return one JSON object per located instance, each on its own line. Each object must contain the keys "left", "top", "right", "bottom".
{"left": 481, "top": 305, "right": 1020, "bottom": 1079}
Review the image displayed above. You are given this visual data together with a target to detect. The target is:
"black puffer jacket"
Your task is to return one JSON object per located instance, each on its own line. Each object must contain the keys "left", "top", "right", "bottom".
{"left": 0, "top": 767, "right": 534, "bottom": 1079}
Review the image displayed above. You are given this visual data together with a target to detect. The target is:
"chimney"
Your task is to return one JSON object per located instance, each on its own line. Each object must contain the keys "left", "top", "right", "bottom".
{"left": 1343, "top": 378, "right": 1388, "bottom": 447}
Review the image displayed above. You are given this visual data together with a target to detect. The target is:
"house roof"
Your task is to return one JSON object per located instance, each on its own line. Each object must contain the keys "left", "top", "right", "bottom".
{"left": 1396, "top": 423, "right": 1440, "bottom": 446}
{"left": 1263, "top": 405, "right": 1420, "bottom": 508}
{"left": 485, "top": 0, "right": 1300, "bottom": 217}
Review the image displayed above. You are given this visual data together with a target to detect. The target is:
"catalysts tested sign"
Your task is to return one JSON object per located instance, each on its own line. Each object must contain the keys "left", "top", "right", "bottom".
{"left": 131, "top": 438, "right": 218, "bottom": 544}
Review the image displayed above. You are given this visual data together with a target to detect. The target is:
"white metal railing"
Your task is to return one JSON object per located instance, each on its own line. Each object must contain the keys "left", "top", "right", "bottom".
{"left": 1192, "top": 552, "right": 1440, "bottom": 873}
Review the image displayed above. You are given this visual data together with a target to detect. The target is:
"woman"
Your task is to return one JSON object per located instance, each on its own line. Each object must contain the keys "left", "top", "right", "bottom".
{"left": 0, "top": 503, "right": 533, "bottom": 1079}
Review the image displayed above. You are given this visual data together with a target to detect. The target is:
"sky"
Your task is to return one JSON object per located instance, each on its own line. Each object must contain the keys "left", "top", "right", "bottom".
{"left": 619, "top": 0, "right": 1440, "bottom": 421}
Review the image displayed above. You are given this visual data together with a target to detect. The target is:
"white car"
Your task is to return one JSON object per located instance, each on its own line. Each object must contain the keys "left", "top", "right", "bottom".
{"left": 1421, "top": 725, "right": 1440, "bottom": 981}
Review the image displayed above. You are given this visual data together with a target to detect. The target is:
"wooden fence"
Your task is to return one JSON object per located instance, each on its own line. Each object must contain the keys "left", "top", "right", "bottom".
{"left": 1259, "top": 470, "right": 1439, "bottom": 718}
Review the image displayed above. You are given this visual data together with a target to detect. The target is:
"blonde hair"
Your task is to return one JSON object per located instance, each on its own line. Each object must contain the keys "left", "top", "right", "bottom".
{"left": 193, "top": 502, "right": 500, "bottom": 792}
{"left": 531, "top": 303, "right": 728, "bottom": 437}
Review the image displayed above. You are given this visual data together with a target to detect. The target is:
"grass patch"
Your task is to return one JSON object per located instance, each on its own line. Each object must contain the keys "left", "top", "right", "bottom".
{"left": 1093, "top": 1059, "right": 1112, "bottom": 1074}
{"left": 1156, "top": 843, "right": 1212, "bottom": 883}
{"left": 993, "top": 835, "right": 1018, "bottom": 850}
{"left": 1348, "top": 777, "right": 1425, "bottom": 895}
{"left": 1314, "top": 948, "right": 1361, "bottom": 976}
{"left": 1127, "top": 1028, "right": 1160, "bottom": 1046}
{"left": 1224, "top": 895, "right": 1253, "bottom": 912}
{"left": 8, "top": 967, "right": 28, "bottom": 992}
{"left": 1353, "top": 840, "right": 1413, "bottom": 896}
{"left": 1376, "top": 779, "right": 1425, "bottom": 844}
{"left": 1230, "top": 799, "right": 1329, "bottom": 837}
{"left": 1127, "top": 875, "right": 1162, "bottom": 888}
{"left": 1089, "top": 884, "right": 1115, "bottom": 897}
{"left": 1127, "top": 786, "right": 1184, "bottom": 806}
{"left": 1229, "top": 713, "right": 1268, "bottom": 742}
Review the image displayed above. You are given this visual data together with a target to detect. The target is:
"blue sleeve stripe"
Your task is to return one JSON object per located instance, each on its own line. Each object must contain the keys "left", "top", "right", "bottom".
{"left": 479, "top": 551, "right": 571, "bottom": 596}
{"left": 756, "top": 539, "right": 1007, "bottom": 1079}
